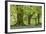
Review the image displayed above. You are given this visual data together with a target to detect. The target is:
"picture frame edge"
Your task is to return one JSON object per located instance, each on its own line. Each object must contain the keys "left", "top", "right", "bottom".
{"left": 5, "top": 1, "right": 45, "bottom": 33}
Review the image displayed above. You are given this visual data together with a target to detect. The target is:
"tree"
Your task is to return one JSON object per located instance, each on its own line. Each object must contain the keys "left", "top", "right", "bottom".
{"left": 10, "top": 5, "right": 17, "bottom": 26}
{"left": 16, "top": 5, "right": 26, "bottom": 26}
{"left": 36, "top": 6, "right": 42, "bottom": 25}
{"left": 32, "top": 6, "right": 42, "bottom": 25}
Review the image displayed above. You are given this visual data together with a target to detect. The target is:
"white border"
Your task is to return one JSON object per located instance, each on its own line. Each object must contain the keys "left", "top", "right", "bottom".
{"left": 7, "top": 2, "right": 44, "bottom": 32}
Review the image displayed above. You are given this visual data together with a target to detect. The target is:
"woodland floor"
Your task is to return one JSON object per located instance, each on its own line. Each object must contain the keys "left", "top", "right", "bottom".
{"left": 10, "top": 23, "right": 42, "bottom": 29}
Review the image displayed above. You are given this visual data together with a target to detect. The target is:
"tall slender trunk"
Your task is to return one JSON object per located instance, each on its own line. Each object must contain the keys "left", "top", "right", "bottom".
{"left": 28, "top": 16, "right": 31, "bottom": 25}
{"left": 38, "top": 14, "right": 40, "bottom": 24}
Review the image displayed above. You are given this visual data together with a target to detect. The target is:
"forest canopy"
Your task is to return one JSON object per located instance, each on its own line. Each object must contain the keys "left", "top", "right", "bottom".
{"left": 10, "top": 5, "right": 42, "bottom": 28}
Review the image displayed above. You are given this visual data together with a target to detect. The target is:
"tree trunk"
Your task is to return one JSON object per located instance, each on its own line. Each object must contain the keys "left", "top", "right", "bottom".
{"left": 35, "top": 18, "right": 37, "bottom": 25}
{"left": 38, "top": 14, "right": 41, "bottom": 25}
{"left": 16, "top": 6, "right": 26, "bottom": 26}
{"left": 28, "top": 15, "right": 32, "bottom": 25}
{"left": 28, "top": 17, "right": 30, "bottom": 25}
{"left": 28, "top": 12, "right": 35, "bottom": 25}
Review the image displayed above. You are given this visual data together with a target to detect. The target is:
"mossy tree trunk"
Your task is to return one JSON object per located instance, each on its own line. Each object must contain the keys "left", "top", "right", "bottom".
{"left": 28, "top": 15, "right": 32, "bottom": 25}
{"left": 16, "top": 5, "right": 26, "bottom": 26}
{"left": 35, "top": 18, "right": 37, "bottom": 25}
{"left": 28, "top": 12, "right": 35, "bottom": 25}
{"left": 38, "top": 14, "right": 41, "bottom": 25}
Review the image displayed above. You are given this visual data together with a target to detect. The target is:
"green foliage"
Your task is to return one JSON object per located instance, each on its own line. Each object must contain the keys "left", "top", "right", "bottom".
{"left": 10, "top": 5, "right": 17, "bottom": 25}
{"left": 10, "top": 5, "right": 42, "bottom": 27}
